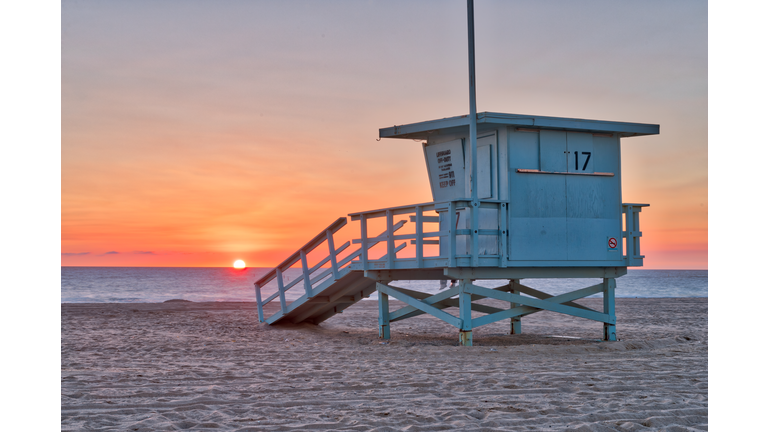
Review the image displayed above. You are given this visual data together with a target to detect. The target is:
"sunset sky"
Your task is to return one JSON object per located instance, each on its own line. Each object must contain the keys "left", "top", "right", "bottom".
{"left": 61, "top": 0, "right": 707, "bottom": 269}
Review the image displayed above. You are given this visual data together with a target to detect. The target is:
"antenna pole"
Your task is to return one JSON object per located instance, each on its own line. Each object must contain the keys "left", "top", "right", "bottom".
{"left": 467, "top": 0, "right": 478, "bottom": 205}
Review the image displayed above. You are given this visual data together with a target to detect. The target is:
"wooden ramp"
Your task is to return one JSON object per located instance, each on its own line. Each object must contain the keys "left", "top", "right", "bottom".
{"left": 263, "top": 268, "right": 375, "bottom": 324}
{"left": 254, "top": 216, "right": 409, "bottom": 325}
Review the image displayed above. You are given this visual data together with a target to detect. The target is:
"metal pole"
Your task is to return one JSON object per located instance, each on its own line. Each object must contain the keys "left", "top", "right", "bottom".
{"left": 467, "top": 0, "right": 480, "bottom": 266}
{"left": 467, "top": 0, "right": 478, "bottom": 205}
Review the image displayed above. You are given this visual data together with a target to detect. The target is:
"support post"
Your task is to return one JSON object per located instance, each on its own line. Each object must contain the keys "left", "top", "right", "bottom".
{"left": 378, "top": 289, "right": 390, "bottom": 340}
{"left": 459, "top": 279, "right": 473, "bottom": 346}
{"left": 510, "top": 279, "right": 521, "bottom": 334}
{"left": 603, "top": 278, "right": 616, "bottom": 341}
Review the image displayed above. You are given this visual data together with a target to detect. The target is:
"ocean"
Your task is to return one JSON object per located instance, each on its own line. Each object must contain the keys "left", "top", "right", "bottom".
{"left": 61, "top": 267, "right": 707, "bottom": 303}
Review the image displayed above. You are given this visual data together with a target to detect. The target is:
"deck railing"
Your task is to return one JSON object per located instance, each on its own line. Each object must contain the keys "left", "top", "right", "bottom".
{"left": 349, "top": 199, "right": 509, "bottom": 270}
{"left": 623, "top": 203, "right": 649, "bottom": 266}
{"left": 255, "top": 200, "right": 648, "bottom": 321}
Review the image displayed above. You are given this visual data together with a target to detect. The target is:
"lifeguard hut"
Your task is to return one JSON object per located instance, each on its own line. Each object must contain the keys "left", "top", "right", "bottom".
{"left": 253, "top": 3, "right": 658, "bottom": 346}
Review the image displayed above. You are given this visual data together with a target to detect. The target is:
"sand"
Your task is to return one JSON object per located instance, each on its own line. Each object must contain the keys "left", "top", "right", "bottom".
{"left": 61, "top": 298, "right": 707, "bottom": 431}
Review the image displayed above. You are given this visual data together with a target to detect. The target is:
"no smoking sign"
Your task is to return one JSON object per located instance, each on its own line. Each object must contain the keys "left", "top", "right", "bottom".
{"left": 608, "top": 237, "right": 618, "bottom": 249}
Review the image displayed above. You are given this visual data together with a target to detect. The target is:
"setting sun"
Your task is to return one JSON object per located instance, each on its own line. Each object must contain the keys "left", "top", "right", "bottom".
{"left": 233, "top": 260, "right": 246, "bottom": 269}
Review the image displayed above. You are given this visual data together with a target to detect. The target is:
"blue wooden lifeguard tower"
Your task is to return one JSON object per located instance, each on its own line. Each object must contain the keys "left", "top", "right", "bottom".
{"left": 253, "top": 2, "right": 658, "bottom": 346}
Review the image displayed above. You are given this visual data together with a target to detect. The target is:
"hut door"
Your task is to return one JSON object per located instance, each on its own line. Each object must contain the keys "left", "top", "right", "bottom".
{"left": 507, "top": 129, "right": 617, "bottom": 263}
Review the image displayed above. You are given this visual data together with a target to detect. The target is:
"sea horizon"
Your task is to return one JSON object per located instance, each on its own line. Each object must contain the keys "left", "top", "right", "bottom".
{"left": 61, "top": 267, "right": 708, "bottom": 304}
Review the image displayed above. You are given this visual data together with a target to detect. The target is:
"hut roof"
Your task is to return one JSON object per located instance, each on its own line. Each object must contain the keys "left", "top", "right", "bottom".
{"left": 379, "top": 112, "right": 659, "bottom": 140}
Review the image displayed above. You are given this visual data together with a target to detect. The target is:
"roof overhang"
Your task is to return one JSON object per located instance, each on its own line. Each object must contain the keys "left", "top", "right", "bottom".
{"left": 379, "top": 112, "right": 660, "bottom": 140}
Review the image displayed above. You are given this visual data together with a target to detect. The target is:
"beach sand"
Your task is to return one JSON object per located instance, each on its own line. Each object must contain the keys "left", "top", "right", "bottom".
{"left": 61, "top": 298, "right": 707, "bottom": 431}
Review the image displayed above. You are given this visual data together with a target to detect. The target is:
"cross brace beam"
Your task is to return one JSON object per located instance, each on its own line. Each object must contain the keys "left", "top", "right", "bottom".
{"left": 464, "top": 283, "right": 614, "bottom": 327}
{"left": 375, "top": 282, "right": 463, "bottom": 329}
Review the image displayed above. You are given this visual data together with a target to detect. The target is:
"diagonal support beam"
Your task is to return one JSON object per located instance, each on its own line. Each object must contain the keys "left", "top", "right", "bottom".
{"left": 467, "top": 283, "right": 613, "bottom": 328}
{"left": 513, "top": 282, "right": 597, "bottom": 313}
{"left": 376, "top": 283, "right": 463, "bottom": 329}
{"left": 387, "top": 286, "right": 505, "bottom": 322}
{"left": 388, "top": 286, "right": 459, "bottom": 321}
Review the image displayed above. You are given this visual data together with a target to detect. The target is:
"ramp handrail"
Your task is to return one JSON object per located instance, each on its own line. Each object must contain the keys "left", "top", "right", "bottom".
{"left": 254, "top": 217, "right": 348, "bottom": 322}
{"left": 254, "top": 216, "right": 411, "bottom": 322}
{"left": 623, "top": 203, "right": 649, "bottom": 266}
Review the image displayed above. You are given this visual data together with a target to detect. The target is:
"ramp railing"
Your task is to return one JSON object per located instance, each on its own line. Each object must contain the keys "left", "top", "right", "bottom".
{"left": 253, "top": 216, "right": 410, "bottom": 322}
{"left": 623, "top": 203, "right": 649, "bottom": 266}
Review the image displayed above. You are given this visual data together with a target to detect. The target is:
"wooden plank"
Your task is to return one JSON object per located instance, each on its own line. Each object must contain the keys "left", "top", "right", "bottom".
{"left": 349, "top": 201, "right": 439, "bottom": 220}
{"left": 499, "top": 202, "right": 508, "bottom": 267}
{"left": 254, "top": 283, "right": 264, "bottom": 322}
{"left": 360, "top": 215, "right": 369, "bottom": 270}
{"left": 276, "top": 268, "right": 287, "bottom": 313}
{"left": 388, "top": 286, "right": 505, "bottom": 322}
{"left": 471, "top": 204, "right": 479, "bottom": 267}
{"left": 467, "top": 283, "right": 613, "bottom": 327}
{"left": 603, "top": 278, "right": 617, "bottom": 341}
{"left": 300, "top": 249, "right": 312, "bottom": 298}
{"left": 388, "top": 286, "right": 460, "bottom": 322}
{"left": 351, "top": 220, "right": 407, "bottom": 244}
{"left": 376, "top": 242, "right": 406, "bottom": 261}
{"left": 415, "top": 206, "right": 423, "bottom": 268}
{"left": 459, "top": 280, "right": 473, "bottom": 331}
{"left": 363, "top": 268, "right": 447, "bottom": 281}
{"left": 448, "top": 201, "right": 456, "bottom": 267}
{"left": 516, "top": 169, "right": 614, "bottom": 177}
{"left": 376, "top": 283, "right": 463, "bottom": 329}
{"left": 326, "top": 229, "right": 340, "bottom": 281}
{"left": 444, "top": 267, "right": 628, "bottom": 280}
{"left": 513, "top": 283, "right": 597, "bottom": 312}
{"left": 386, "top": 209, "right": 395, "bottom": 269}
{"left": 410, "top": 215, "right": 440, "bottom": 223}
{"left": 312, "top": 283, "right": 377, "bottom": 324}
{"left": 411, "top": 239, "right": 439, "bottom": 245}
{"left": 379, "top": 291, "right": 390, "bottom": 339}
{"left": 288, "top": 272, "right": 370, "bottom": 323}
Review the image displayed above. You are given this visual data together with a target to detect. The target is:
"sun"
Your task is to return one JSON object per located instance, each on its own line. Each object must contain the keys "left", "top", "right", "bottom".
{"left": 233, "top": 259, "right": 246, "bottom": 269}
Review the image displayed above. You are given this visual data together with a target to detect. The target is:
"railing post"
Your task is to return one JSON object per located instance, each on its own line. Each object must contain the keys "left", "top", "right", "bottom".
{"left": 499, "top": 202, "right": 508, "bottom": 267}
{"left": 448, "top": 201, "right": 457, "bottom": 267}
{"left": 276, "top": 267, "right": 287, "bottom": 314}
{"left": 326, "top": 229, "right": 340, "bottom": 280}
{"left": 360, "top": 214, "right": 369, "bottom": 271}
{"left": 632, "top": 207, "right": 642, "bottom": 259}
{"left": 471, "top": 202, "right": 479, "bottom": 267}
{"left": 623, "top": 205, "right": 634, "bottom": 265}
{"left": 300, "top": 249, "right": 313, "bottom": 298}
{"left": 386, "top": 209, "right": 395, "bottom": 269}
{"left": 254, "top": 283, "right": 264, "bottom": 323}
{"left": 415, "top": 206, "right": 424, "bottom": 268}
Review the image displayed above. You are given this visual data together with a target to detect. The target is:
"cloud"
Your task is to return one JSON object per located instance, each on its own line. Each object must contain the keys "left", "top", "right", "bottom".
{"left": 62, "top": 252, "right": 90, "bottom": 256}
{"left": 100, "top": 251, "right": 120, "bottom": 255}
{"left": 132, "top": 251, "right": 156, "bottom": 255}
